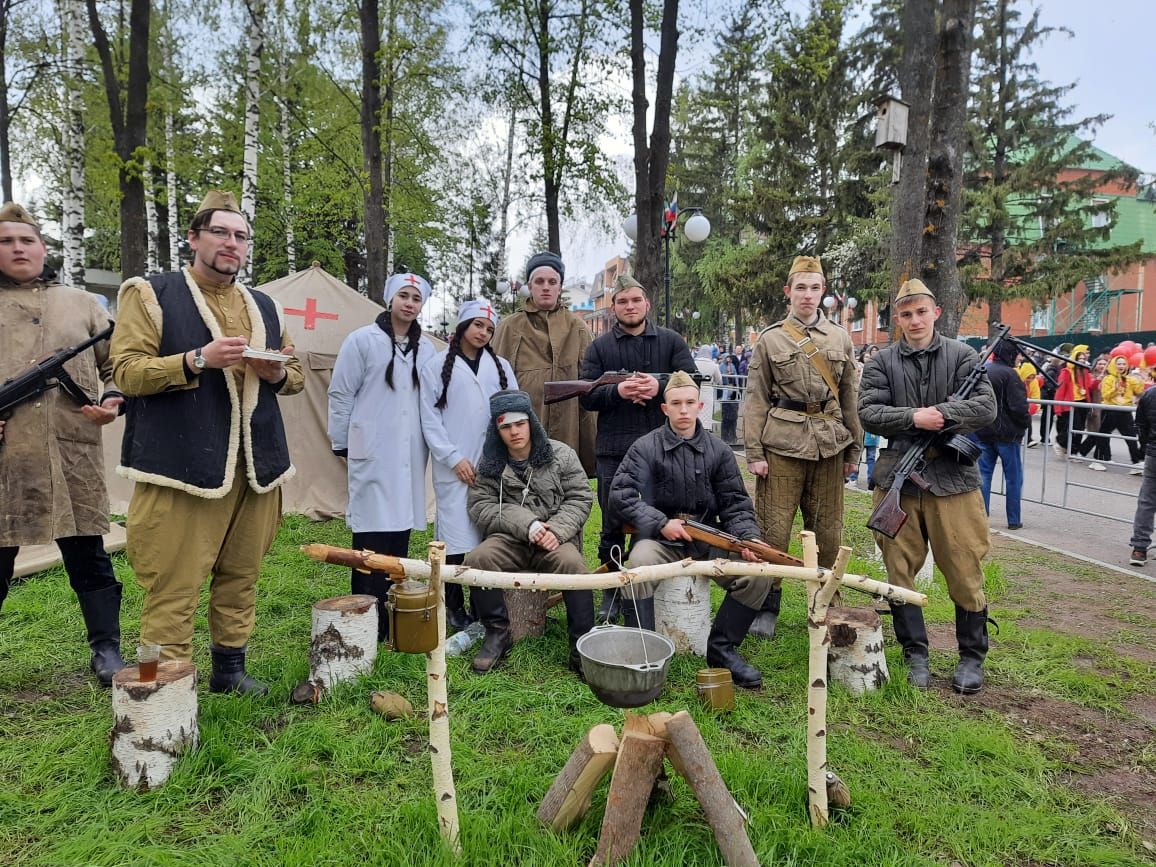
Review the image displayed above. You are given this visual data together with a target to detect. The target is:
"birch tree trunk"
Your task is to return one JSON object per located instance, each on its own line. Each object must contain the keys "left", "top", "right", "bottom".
{"left": 280, "top": 59, "right": 295, "bottom": 273}
{"left": 61, "top": 0, "right": 87, "bottom": 288}
{"left": 165, "top": 108, "right": 179, "bottom": 270}
{"left": 497, "top": 103, "right": 516, "bottom": 286}
{"left": 144, "top": 153, "right": 159, "bottom": 274}
{"left": 240, "top": 0, "right": 265, "bottom": 284}
{"left": 381, "top": 0, "right": 396, "bottom": 279}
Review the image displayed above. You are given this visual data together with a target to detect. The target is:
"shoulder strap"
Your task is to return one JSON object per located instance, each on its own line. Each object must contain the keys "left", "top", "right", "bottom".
{"left": 781, "top": 320, "right": 840, "bottom": 401}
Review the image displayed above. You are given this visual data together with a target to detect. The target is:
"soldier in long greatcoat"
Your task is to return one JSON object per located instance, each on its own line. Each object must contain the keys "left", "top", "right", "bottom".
{"left": 0, "top": 201, "right": 126, "bottom": 686}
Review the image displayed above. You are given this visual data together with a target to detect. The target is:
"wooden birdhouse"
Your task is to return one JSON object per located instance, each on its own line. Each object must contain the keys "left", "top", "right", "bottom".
{"left": 874, "top": 96, "right": 909, "bottom": 151}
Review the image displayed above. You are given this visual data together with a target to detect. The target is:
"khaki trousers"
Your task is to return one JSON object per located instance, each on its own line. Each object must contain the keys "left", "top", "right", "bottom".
{"left": 625, "top": 539, "right": 772, "bottom": 609}
{"left": 870, "top": 488, "right": 989, "bottom": 612}
{"left": 755, "top": 452, "right": 845, "bottom": 569}
{"left": 127, "top": 471, "right": 283, "bottom": 660}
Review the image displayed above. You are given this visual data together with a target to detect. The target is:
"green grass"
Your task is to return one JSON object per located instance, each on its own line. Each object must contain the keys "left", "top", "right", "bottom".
{"left": 1, "top": 495, "right": 1153, "bottom": 865}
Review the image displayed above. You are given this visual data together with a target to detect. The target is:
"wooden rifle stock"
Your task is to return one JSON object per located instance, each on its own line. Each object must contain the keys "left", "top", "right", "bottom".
{"left": 543, "top": 370, "right": 633, "bottom": 404}
{"left": 866, "top": 487, "right": 906, "bottom": 538}
{"left": 678, "top": 518, "right": 803, "bottom": 567}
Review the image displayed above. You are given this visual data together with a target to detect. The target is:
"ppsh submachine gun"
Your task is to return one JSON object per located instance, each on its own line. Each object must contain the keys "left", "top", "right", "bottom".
{"left": 0, "top": 322, "right": 114, "bottom": 446}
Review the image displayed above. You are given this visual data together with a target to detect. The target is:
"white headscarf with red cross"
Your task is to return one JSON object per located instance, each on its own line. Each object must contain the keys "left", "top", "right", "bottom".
{"left": 384, "top": 272, "right": 433, "bottom": 306}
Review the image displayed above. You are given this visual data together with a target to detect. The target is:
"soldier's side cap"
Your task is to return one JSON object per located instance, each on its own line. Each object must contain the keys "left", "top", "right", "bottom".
{"left": 611, "top": 273, "right": 646, "bottom": 299}
{"left": 788, "top": 255, "right": 824, "bottom": 279}
{"left": 664, "top": 369, "right": 700, "bottom": 396}
{"left": 195, "top": 189, "right": 242, "bottom": 216}
{"left": 895, "top": 278, "right": 936, "bottom": 305}
{"left": 0, "top": 202, "right": 40, "bottom": 230}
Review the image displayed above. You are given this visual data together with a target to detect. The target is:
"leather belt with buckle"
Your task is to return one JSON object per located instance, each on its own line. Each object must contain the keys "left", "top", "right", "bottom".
{"left": 774, "top": 398, "right": 827, "bottom": 414}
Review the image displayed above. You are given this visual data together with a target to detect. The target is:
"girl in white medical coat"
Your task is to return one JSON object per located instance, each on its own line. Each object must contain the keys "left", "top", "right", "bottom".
{"left": 329, "top": 272, "right": 436, "bottom": 639}
{"left": 419, "top": 299, "right": 516, "bottom": 629}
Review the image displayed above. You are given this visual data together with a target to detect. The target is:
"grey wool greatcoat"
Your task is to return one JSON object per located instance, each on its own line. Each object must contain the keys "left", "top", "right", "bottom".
{"left": 0, "top": 282, "right": 116, "bottom": 546}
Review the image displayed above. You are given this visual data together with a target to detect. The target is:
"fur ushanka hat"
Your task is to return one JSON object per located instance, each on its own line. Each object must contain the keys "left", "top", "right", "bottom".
{"left": 478, "top": 390, "right": 554, "bottom": 477}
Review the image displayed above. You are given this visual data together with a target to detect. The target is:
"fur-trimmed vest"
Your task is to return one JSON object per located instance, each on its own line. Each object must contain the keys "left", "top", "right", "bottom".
{"left": 118, "top": 270, "right": 294, "bottom": 498}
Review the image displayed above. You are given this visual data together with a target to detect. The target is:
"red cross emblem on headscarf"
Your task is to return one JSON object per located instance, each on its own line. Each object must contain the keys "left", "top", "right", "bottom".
{"left": 284, "top": 297, "right": 339, "bottom": 330}
{"left": 405, "top": 274, "right": 421, "bottom": 287}
{"left": 479, "top": 303, "right": 495, "bottom": 320}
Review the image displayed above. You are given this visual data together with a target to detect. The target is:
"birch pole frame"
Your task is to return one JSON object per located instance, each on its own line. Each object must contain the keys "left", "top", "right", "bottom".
{"left": 425, "top": 541, "right": 461, "bottom": 856}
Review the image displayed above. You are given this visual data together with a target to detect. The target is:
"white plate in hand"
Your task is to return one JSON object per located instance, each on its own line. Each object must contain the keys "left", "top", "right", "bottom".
{"left": 242, "top": 347, "right": 289, "bottom": 361}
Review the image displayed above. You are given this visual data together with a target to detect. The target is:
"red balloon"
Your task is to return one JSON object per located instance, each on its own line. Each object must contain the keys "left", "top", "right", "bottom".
{"left": 1111, "top": 344, "right": 1127, "bottom": 359}
{"left": 1122, "top": 340, "right": 1141, "bottom": 356}
{"left": 1130, "top": 352, "right": 1144, "bottom": 369}
{"left": 1144, "top": 346, "right": 1156, "bottom": 368}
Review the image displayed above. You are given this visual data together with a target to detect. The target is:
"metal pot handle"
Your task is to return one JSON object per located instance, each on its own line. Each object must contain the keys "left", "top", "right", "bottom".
{"left": 384, "top": 600, "right": 396, "bottom": 652}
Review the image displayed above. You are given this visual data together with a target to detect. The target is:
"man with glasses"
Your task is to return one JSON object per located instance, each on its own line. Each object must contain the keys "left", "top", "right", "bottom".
{"left": 578, "top": 274, "right": 695, "bottom": 624}
{"left": 110, "top": 190, "right": 303, "bottom": 696}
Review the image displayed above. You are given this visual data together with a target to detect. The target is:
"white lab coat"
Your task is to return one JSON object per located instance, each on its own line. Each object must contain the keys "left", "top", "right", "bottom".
{"left": 419, "top": 348, "right": 517, "bottom": 554}
{"left": 328, "top": 324, "right": 436, "bottom": 533}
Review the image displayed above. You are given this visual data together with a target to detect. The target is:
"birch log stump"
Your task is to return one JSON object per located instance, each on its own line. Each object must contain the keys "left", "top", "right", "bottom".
{"left": 425, "top": 542, "right": 461, "bottom": 856}
{"left": 652, "top": 575, "right": 711, "bottom": 655}
{"left": 309, "top": 595, "right": 378, "bottom": 690}
{"left": 110, "top": 662, "right": 198, "bottom": 790}
{"left": 827, "top": 607, "right": 889, "bottom": 694}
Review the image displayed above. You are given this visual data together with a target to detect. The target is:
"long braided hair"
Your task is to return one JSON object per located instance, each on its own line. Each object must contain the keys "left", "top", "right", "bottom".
{"left": 435, "top": 318, "right": 508, "bottom": 409}
{"left": 375, "top": 311, "right": 423, "bottom": 391}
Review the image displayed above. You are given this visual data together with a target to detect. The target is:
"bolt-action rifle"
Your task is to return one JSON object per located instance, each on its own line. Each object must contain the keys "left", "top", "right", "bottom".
{"left": 622, "top": 517, "right": 803, "bottom": 567}
{"left": 543, "top": 370, "right": 708, "bottom": 404}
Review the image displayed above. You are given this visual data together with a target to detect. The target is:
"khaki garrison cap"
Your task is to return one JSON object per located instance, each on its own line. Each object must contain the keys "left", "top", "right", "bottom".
{"left": 195, "top": 190, "right": 242, "bottom": 216}
{"left": 664, "top": 369, "right": 700, "bottom": 396}
{"left": 895, "top": 278, "right": 936, "bottom": 305}
{"left": 0, "top": 202, "right": 40, "bottom": 229}
{"left": 788, "top": 255, "right": 824, "bottom": 279}
{"left": 611, "top": 273, "right": 646, "bottom": 300}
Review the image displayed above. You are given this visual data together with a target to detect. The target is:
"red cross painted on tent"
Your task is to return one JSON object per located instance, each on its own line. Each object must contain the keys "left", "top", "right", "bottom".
{"left": 284, "top": 297, "right": 339, "bottom": 330}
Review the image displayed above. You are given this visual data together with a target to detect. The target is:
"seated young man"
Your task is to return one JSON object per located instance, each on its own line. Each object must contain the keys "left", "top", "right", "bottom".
{"left": 464, "top": 390, "right": 595, "bottom": 674}
{"left": 609, "top": 371, "right": 769, "bottom": 689}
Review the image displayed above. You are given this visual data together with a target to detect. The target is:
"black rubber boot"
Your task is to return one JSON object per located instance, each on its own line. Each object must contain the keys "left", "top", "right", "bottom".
{"left": 352, "top": 571, "right": 390, "bottom": 643}
{"left": 706, "top": 594, "right": 762, "bottom": 689}
{"left": 889, "top": 602, "right": 930, "bottom": 689}
{"left": 564, "top": 590, "right": 596, "bottom": 677}
{"left": 749, "top": 584, "right": 780, "bottom": 641}
{"left": 596, "top": 589, "right": 622, "bottom": 624}
{"left": 621, "top": 596, "right": 655, "bottom": 631}
{"left": 952, "top": 606, "right": 990, "bottom": 695}
{"left": 470, "top": 587, "right": 513, "bottom": 673}
{"left": 444, "top": 582, "right": 474, "bottom": 633}
{"left": 208, "top": 645, "right": 269, "bottom": 696}
{"left": 74, "top": 584, "right": 126, "bottom": 687}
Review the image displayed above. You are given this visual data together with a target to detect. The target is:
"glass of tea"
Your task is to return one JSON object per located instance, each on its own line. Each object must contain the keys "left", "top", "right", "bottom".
{"left": 137, "top": 645, "right": 161, "bottom": 681}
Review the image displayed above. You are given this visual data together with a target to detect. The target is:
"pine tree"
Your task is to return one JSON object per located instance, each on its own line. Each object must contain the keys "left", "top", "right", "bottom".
{"left": 962, "top": 0, "right": 1144, "bottom": 333}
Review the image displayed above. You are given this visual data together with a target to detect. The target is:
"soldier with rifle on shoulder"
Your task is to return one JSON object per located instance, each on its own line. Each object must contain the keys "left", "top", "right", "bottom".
{"left": 858, "top": 278, "right": 997, "bottom": 695}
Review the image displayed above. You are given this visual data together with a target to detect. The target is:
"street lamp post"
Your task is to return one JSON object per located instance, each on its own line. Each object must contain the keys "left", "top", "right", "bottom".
{"left": 622, "top": 203, "right": 711, "bottom": 329}
{"left": 822, "top": 286, "right": 859, "bottom": 328}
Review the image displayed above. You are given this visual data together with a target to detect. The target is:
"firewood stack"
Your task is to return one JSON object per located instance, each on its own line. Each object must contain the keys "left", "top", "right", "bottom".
{"left": 538, "top": 710, "right": 759, "bottom": 867}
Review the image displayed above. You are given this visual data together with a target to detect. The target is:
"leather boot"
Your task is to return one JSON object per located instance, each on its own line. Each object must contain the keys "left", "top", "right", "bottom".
{"left": 444, "top": 582, "right": 474, "bottom": 633}
{"left": 208, "top": 644, "right": 269, "bottom": 696}
{"left": 889, "top": 602, "right": 930, "bottom": 689}
{"left": 352, "top": 570, "right": 390, "bottom": 643}
{"left": 596, "top": 589, "right": 622, "bottom": 624}
{"left": 706, "top": 594, "right": 762, "bottom": 689}
{"left": 621, "top": 596, "right": 655, "bottom": 631}
{"left": 470, "top": 587, "right": 512, "bottom": 673}
{"left": 74, "top": 584, "right": 126, "bottom": 687}
{"left": 564, "top": 590, "right": 596, "bottom": 677}
{"left": 749, "top": 584, "right": 780, "bottom": 641}
{"left": 952, "top": 606, "right": 990, "bottom": 695}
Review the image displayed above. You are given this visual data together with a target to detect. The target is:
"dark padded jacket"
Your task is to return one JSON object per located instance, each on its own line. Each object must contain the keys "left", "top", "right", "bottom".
{"left": 858, "top": 332, "right": 996, "bottom": 495}
{"left": 1136, "top": 387, "right": 1156, "bottom": 458}
{"left": 579, "top": 321, "right": 696, "bottom": 458}
{"left": 975, "top": 343, "right": 1030, "bottom": 443}
{"left": 609, "top": 421, "right": 759, "bottom": 558}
